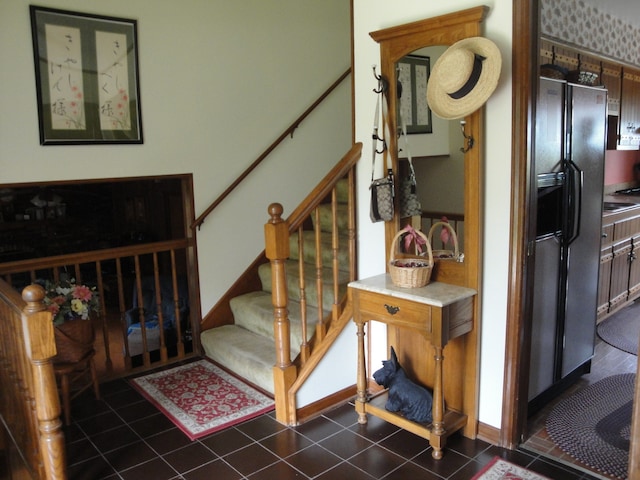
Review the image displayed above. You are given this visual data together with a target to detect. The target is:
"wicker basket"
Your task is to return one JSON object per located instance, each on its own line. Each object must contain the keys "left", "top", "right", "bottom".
{"left": 389, "top": 228, "right": 433, "bottom": 288}
{"left": 53, "top": 318, "right": 95, "bottom": 364}
{"left": 428, "top": 221, "right": 460, "bottom": 261}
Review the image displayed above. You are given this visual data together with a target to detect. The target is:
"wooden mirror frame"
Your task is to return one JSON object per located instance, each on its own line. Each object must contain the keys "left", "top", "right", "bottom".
{"left": 369, "top": 6, "right": 489, "bottom": 439}
{"left": 370, "top": 5, "right": 487, "bottom": 291}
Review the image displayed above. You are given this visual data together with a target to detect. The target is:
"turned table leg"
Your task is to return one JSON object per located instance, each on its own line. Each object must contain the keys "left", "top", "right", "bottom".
{"left": 431, "top": 345, "right": 445, "bottom": 459}
{"left": 355, "top": 320, "right": 368, "bottom": 424}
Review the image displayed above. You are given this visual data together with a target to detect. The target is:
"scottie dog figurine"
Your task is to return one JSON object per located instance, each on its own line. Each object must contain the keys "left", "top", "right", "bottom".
{"left": 372, "top": 346, "right": 433, "bottom": 423}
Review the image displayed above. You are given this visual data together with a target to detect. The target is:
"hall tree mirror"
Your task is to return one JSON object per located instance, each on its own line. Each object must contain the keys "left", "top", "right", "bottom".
{"left": 370, "top": 5, "right": 489, "bottom": 439}
{"left": 396, "top": 45, "right": 466, "bottom": 258}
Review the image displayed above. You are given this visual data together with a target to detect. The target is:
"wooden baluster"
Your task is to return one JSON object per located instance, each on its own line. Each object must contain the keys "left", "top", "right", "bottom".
{"left": 171, "top": 250, "right": 185, "bottom": 358}
{"left": 297, "top": 226, "right": 310, "bottom": 363}
{"left": 314, "top": 207, "right": 325, "bottom": 340}
{"left": 331, "top": 187, "right": 340, "bottom": 324}
{"left": 133, "top": 256, "right": 150, "bottom": 366}
{"left": 152, "top": 254, "right": 168, "bottom": 362}
{"left": 95, "top": 260, "right": 111, "bottom": 372}
{"left": 116, "top": 258, "right": 132, "bottom": 369}
{"left": 348, "top": 170, "right": 357, "bottom": 283}
{"left": 265, "top": 203, "right": 296, "bottom": 424}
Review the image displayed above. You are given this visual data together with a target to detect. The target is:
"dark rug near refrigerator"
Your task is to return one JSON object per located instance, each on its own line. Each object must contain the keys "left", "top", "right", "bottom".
{"left": 597, "top": 301, "right": 640, "bottom": 355}
{"left": 546, "top": 373, "right": 634, "bottom": 479}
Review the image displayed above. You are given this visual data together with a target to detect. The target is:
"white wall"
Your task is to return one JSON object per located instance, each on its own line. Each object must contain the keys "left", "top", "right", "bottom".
{"left": 353, "top": 1, "right": 513, "bottom": 429}
{"left": 0, "top": 0, "right": 352, "bottom": 319}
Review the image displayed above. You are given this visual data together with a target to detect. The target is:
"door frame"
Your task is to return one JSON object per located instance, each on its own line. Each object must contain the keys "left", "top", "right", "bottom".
{"left": 502, "top": 0, "right": 539, "bottom": 448}
{"left": 505, "top": 6, "right": 639, "bottom": 476}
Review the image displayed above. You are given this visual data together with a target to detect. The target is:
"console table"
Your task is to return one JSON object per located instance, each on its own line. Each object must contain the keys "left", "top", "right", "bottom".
{"left": 349, "top": 274, "right": 476, "bottom": 459}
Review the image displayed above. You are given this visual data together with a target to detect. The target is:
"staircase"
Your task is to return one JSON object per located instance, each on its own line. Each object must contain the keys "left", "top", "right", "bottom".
{"left": 200, "top": 178, "right": 352, "bottom": 395}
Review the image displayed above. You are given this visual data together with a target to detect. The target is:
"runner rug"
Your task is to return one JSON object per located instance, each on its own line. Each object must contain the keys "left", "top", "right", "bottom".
{"left": 130, "top": 359, "right": 274, "bottom": 440}
{"left": 546, "top": 373, "right": 634, "bottom": 479}
{"left": 597, "top": 301, "right": 640, "bottom": 355}
{"left": 471, "top": 456, "right": 550, "bottom": 480}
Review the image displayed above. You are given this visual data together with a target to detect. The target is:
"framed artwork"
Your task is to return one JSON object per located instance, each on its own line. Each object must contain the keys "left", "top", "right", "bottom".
{"left": 396, "top": 55, "right": 432, "bottom": 134}
{"left": 30, "top": 6, "right": 143, "bottom": 145}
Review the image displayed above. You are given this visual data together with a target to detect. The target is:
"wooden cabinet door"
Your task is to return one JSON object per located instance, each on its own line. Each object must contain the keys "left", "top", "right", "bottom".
{"left": 620, "top": 68, "right": 640, "bottom": 148}
{"left": 609, "top": 238, "right": 632, "bottom": 313}
{"left": 597, "top": 245, "right": 613, "bottom": 321}
{"left": 629, "top": 234, "right": 640, "bottom": 299}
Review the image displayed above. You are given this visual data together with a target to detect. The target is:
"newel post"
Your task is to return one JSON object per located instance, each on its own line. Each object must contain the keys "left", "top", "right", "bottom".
{"left": 265, "top": 203, "right": 297, "bottom": 423}
{"left": 23, "top": 284, "right": 66, "bottom": 480}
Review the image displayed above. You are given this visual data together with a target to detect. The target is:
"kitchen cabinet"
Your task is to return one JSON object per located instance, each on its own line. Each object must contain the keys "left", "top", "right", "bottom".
{"left": 597, "top": 222, "right": 614, "bottom": 320}
{"left": 619, "top": 68, "right": 640, "bottom": 149}
{"left": 599, "top": 209, "right": 640, "bottom": 321}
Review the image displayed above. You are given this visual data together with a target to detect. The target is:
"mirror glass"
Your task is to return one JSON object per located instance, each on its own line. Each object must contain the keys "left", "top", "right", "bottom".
{"left": 396, "top": 45, "right": 465, "bottom": 253}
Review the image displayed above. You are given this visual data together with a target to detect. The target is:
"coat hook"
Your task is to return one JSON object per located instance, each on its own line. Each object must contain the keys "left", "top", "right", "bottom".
{"left": 460, "top": 121, "right": 474, "bottom": 153}
{"left": 372, "top": 65, "right": 389, "bottom": 94}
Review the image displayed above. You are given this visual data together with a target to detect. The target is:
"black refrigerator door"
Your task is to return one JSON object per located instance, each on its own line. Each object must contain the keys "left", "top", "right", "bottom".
{"left": 529, "top": 78, "right": 566, "bottom": 401}
{"left": 561, "top": 83, "right": 607, "bottom": 378}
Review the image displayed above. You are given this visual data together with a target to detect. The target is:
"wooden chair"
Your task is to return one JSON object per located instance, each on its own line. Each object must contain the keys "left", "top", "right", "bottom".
{"left": 53, "top": 349, "right": 100, "bottom": 425}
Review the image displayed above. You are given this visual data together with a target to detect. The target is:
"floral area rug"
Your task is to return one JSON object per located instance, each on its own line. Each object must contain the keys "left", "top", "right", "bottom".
{"left": 472, "top": 457, "right": 550, "bottom": 480}
{"left": 130, "top": 359, "right": 274, "bottom": 440}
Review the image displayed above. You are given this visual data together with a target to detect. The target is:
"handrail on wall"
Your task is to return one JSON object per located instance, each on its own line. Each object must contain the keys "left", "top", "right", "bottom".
{"left": 191, "top": 68, "right": 351, "bottom": 231}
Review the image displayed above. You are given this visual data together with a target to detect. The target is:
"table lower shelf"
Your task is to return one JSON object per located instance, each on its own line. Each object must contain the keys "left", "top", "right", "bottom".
{"left": 359, "top": 391, "right": 467, "bottom": 446}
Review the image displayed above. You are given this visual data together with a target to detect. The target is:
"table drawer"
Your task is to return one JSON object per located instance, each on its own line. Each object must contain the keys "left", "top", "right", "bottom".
{"left": 355, "top": 290, "right": 432, "bottom": 332}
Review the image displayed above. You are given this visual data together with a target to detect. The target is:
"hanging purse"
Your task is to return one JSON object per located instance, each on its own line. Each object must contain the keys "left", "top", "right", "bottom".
{"left": 370, "top": 70, "right": 394, "bottom": 223}
{"left": 397, "top": 86, "right": 422, "bottom": 219}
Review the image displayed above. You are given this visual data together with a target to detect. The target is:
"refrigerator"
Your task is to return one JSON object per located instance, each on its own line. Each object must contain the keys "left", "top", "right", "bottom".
{"left": 528, "top": 77, "right": 608, "bottom": 412}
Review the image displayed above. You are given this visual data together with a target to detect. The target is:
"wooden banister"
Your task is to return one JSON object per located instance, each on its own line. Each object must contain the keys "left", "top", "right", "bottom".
{"left": 265, "top": 142, "right": 361, "bottom": 424}
{"left": 192, "top": 68, "right": 351, "bottom": 231}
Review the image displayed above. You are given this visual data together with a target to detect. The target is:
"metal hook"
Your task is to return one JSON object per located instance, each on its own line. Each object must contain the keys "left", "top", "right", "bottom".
{"left": 460, "top": 121, "right": 474, "bottom": 153}
{"left": 372, "top": 65, "right": 389, "bottom": 94}
{"left": 372, "top": 128, "right": 387, "bottom": 154}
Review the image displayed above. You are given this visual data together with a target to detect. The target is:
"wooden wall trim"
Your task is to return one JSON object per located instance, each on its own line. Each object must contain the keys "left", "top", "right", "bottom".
{"left": 501, "top": 0, "right": 538, "bottom": 449}
{"left": 477, "top": 421, "right": 501, "bottom": 446}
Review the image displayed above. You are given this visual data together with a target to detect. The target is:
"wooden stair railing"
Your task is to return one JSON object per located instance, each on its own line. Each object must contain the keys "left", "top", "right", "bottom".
{"left": 0, "top": 239, "right": 199, "bottom": 376}
{"left": 265, "top": 142, "right": 361, "bottom": 424}
{"left": 0, "top": 280, "right": 65, "bottom": 480}
{"left": 192, "top": 68, "right": 351, "bottom": 231}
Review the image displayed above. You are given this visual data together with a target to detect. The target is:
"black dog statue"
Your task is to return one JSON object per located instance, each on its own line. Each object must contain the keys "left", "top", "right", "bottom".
{"left": 372, "top": 346, "right": 433, "bottom": 423}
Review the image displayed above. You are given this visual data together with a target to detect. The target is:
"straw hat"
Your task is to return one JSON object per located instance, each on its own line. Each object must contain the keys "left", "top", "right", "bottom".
{"left": 426, "top": 37, "right": 501, "bottom": 120}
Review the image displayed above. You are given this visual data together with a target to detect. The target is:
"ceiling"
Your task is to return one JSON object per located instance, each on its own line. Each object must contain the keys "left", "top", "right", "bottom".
{"left": 588, "top": 0, "right": 640, "bottom": 29}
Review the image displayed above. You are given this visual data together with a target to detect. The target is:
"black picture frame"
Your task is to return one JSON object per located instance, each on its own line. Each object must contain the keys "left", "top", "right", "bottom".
{"left": 396, "top": 55, "right": 432, "bottom": 134}
{"left": 30, "top": 6, "right": 143, "bottom": 145}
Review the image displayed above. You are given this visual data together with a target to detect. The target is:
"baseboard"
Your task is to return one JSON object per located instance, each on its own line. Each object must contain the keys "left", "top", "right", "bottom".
{"left": 477, "top": 421, "right": 501, "bottom": 446}
{"left": 295, "top": 385, "right": 357, "bottom": 424}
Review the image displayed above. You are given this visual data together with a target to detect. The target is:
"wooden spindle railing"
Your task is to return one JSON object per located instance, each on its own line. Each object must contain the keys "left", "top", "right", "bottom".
{"left": 265, "top": 143, "right": 361, "bottom": 424}
{"left": 0, "top": 239, "right": 199, "bottom": 378}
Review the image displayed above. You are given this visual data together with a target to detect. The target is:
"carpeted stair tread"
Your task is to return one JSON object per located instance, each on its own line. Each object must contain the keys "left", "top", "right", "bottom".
{"left": 312, "top": 203, "right": 350, "bottom": 233}
{"left": 201, "top": 325, "right": 286, "bottom": 395}
{"left": 258, "top": 260, "right": 349, "bottom": 312}
{"left": 289, "top": 230, "right": 351, "bottom": 270}
{"left": 230, "top": 291, "right": 320, "bottom": 348}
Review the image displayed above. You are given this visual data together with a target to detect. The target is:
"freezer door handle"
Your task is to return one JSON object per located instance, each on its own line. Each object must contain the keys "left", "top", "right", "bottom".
{"left": 566, "top": 159, "right": 583, "bottom": 246}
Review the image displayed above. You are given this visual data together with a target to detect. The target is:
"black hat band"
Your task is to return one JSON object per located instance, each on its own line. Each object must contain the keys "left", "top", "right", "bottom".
{"left": 448, "top": 54, "right": 486, "bottom": 100}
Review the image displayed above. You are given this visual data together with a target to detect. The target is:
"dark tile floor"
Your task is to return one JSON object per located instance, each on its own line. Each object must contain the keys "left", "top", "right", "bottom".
{"left": 61, "top": 367, "right": 604, "bottom": 480}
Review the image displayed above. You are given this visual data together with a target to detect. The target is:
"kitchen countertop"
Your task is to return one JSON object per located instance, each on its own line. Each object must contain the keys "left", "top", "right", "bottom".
{"left": 603, "top": 193, "right": 640, "bottom": 217}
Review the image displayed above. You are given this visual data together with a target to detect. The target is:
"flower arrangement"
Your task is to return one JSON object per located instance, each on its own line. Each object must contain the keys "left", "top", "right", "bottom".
{"left": 42, "top": 279, "right": 100, "bottom": 326}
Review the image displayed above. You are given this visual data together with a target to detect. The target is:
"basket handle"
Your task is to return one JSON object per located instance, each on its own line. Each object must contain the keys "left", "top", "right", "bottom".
{"left": 390, "top": 227, "right": 433, "bottom": 268}
{"left": 427, "top": 221, "right": 460, "bottom": 256}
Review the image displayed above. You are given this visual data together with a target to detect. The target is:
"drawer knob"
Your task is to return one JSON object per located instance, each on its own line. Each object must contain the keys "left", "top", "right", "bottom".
{"left": 384, "top": 304, "right": 400, "bottom": 315}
